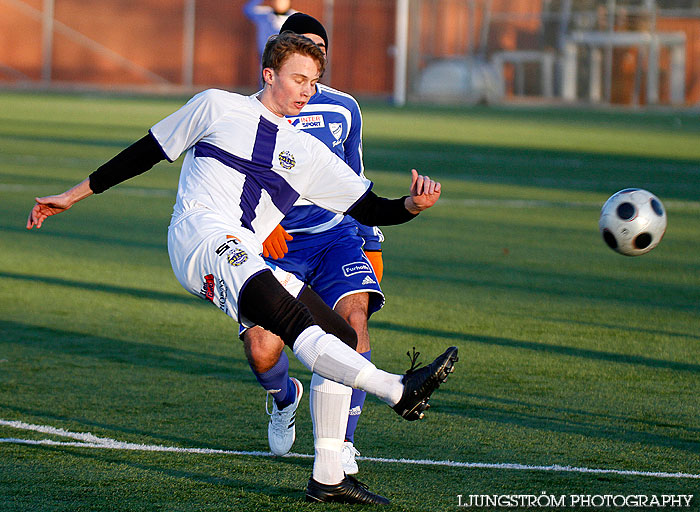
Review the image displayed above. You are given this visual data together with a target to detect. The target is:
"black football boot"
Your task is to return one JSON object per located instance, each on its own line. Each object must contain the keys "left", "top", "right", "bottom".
{"left": 305, "top": 475, "right": 391, "bottom": 504}
{"left": 392, "top": 346, "right": 459, "bottom": 421}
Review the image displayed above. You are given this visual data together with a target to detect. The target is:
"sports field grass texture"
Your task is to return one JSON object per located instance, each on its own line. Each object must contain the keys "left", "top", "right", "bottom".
{"left": 1, "top": 91, "right": 699, "bottom": 511}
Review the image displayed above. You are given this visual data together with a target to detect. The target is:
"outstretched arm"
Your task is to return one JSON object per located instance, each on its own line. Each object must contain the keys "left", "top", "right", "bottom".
{"left": 346, "top": 169, "right": 441, "bottom": 227}
{"left": 26, "top": 178, "right": 93, "bottom": 229}
{"left": 26, "top": 133, "right": 166, "bottom": 230}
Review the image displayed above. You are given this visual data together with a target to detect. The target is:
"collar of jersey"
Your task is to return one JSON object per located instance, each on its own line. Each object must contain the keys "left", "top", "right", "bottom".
{"left": 248, "top": 94, "right": 291, "bottom": 126}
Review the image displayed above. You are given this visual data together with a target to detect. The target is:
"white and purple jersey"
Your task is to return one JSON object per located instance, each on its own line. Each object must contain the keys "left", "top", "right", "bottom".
{"left": 283, "top": 84, "right": 383, "bottom": 251}
{"left": 150, "top": 89, "right": 372, "bottom": 243}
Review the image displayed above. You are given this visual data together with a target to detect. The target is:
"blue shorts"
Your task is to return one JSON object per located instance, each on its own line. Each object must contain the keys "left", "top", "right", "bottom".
{"left": 265, "top": 223, "right": 385, "bottom": 316}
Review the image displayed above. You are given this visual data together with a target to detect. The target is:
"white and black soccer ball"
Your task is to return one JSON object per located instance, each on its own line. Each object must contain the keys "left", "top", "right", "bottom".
{"left": 599, "top": 188, "right": 667, "bottom": 256}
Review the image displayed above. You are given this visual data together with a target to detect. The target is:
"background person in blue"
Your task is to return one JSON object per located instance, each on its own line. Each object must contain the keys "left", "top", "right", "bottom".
{"left": 243, "top": 13, "right": 384, "bottom": 475}
{"left": 244, "top": 0, "right": 296, "bottom": 58}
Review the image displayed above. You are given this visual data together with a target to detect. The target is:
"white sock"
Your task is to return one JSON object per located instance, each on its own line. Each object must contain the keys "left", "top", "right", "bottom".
{"left": 310, "top": 373, "right": 352, "bottom": 485}
{"left": 354, "top": 366, "right": 404, "bottom": 406}
{"left": 293, "top": 326, "right": 404, "bottom": 406}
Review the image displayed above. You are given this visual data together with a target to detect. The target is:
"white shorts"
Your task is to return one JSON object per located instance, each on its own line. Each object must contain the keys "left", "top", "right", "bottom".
{"left": 167, "top": 207, "right": 304, "bottom": 328}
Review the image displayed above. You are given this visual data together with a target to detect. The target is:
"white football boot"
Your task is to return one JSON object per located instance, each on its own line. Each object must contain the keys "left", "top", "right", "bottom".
{"left": 341, "top": 441, "right": 360, "bottom": 475}
{"left": 267, "top": 377, "right": 303, "bottom": 456}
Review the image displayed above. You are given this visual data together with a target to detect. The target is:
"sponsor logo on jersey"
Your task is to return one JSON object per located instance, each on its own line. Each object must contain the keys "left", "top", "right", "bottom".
{"left": 202, "top": 274, "right": 216, "bottom": 303}
{"left": 226, "top": 248, "right": 248, "bottom": 266}
{"left": 294, "top": 114, "right": 325, "bottom": 129}
{"left": 215, "top": 235, "right": 241, "bottom": 256}
{"left": 343, "top": 261, "right": 372, "bottom": 277}
{"left": 278, "top": 271, "right": 293, "bottom": 288}
{"left": 200, "top": 274, "right": 229, "bottom": 313}
{"left": 362, "top": 276, "right": 376, "bottom": 285}
{"left": 329, "top": 122, "right": 343, "bottom": 146}
{"left": 278, "top": 150, "right": 296, "bottom": 170}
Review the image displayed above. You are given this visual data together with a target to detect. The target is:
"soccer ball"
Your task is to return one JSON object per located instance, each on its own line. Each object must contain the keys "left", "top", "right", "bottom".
{"left": 599, "top": 188, "right": 667, "bottom": 256}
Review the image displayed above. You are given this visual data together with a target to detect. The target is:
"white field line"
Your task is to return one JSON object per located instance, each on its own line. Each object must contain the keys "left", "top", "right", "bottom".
{"left": 5, "top": 148, "right": 700, "bottom": 176}
{"left": 3, "top": 183, "right": 699, "bottom": 211}
{"left": 421, "top": 197, "right": 700, "bottom": 212}
{"left": 370, "top": 148, "right": 700, "bottom": 176}
{"left": 439, "top": 198, "right": 597, "bottom": 209}
{"left": 0, "top": 183, "right": 174, "bottom": 198}
{"left": 1, "top": 419, "right": 699, "bottom": 480}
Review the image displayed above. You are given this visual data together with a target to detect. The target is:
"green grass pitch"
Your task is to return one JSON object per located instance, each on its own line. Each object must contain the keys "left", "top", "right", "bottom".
{"left": 1, "top": 91, "right": 699, "bottom": 511}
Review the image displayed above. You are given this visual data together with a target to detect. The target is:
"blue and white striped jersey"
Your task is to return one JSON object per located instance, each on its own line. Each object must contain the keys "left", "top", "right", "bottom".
{"left": 283, "top": 84, "right": 383, "bottom": 251}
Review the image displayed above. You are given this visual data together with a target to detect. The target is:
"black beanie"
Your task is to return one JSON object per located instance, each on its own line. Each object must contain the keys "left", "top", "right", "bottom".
{"left": 280, "top": 13, "right": 329, "bottom": 50}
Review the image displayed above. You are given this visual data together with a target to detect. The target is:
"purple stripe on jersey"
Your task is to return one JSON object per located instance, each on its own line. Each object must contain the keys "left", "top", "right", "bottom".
{"left": 192, "top": 142, "right": 300, "bottom": 215}
{"left": 251, "top": 116, "right": 278, "bottom": 167}
{"left": 194, "top": 119, "right": 300, "bottom": 232}
{"left": 240, "top": 117, "right": 280, "bottom": 229}
{"left": 240, "top": 176, "right": 264, "bottom": 230}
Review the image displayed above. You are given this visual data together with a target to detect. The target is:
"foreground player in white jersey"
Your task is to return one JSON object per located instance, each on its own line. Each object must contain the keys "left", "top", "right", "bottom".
{"left": 243, "top": 13, "right": 383, "bottom": 474}
{"left": 26, "top": 32, "right": 458, "bottom": 505}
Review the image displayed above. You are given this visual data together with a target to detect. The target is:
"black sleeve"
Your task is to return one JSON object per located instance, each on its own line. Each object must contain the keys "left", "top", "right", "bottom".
{"left": 88, "top": 132, "right": 167, "bottom": 194}
{"left": 346, "top": 191, "right": 418, "bottom": 226}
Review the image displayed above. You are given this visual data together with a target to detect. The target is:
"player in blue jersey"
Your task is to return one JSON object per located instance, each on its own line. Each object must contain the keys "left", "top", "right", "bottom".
{"left": 242, "top": 13, "right": 383, "bottom": 476}
{"left": 244, "top": 0, "right": 295, "bottom": 58}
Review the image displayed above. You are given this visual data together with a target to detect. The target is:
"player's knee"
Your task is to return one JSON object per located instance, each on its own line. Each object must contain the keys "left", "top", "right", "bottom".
{"left": 343, "top": 308, "right": 368, "bottom": 333}
{"left": 243, "top": 327, "right": 285, "bottom": 373}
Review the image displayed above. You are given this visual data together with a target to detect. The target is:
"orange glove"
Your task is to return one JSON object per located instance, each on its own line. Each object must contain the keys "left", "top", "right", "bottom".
{"left": 263, "top": 224, "right": 293, "bottom": 259}
{"left": 364, "top": 250, "right": 383, "bottom": 284}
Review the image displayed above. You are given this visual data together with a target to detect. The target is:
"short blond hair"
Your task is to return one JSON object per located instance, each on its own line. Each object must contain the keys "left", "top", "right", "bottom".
{"left": 261, "top": 31, "right": 326, "bottom": 82}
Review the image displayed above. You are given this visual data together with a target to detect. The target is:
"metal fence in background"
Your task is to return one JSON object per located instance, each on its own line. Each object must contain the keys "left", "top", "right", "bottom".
{"left": 1, "top": 0, "right": 699, "bottom": 107}
{"left": 400, "top": 0, "right": 700, "bottom": 106}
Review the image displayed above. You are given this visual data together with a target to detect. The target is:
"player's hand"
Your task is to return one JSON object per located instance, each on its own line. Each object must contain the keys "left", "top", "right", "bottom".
{"left": 405, "top": 169, "right": 441, "bottom": 214}
{"left": 262, "top": 224, "right": 293, "bottom": 259}
{"left": 364, "top": 250, "right": 383, "bottom": 283}
{"left": 26, "top": 193, "right": 74, "bottom": 230}
{"left": 26, "top": 178, "right": 93, "bottom": 230}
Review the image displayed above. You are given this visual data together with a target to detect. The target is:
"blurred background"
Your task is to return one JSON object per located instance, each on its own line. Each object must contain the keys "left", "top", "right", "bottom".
{"left": 1, "top": 0, "right": 699, "bottom": 108}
